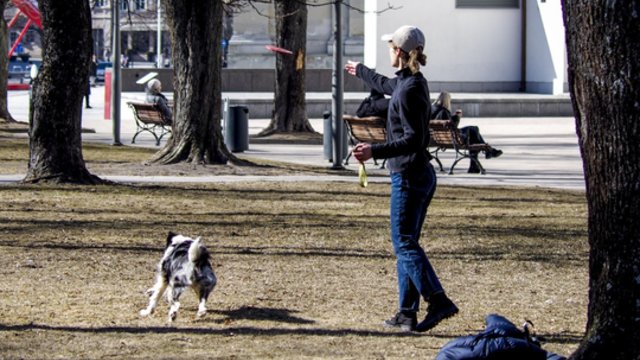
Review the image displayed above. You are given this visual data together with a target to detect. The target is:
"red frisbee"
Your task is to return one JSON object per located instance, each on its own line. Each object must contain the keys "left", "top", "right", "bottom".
{"left": 265, "top": 45, "right": 293, "bottom": 55}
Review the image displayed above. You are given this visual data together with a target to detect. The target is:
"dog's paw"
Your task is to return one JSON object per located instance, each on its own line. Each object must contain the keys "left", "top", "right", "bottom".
{"left": 168, "top": 311, "right": 177, "bottom": 322}
{"left": 139, "top": 309, "right": 153, "bottom": 317}
{"left": 196, "top": 309, "right": 207, "bottom": 319}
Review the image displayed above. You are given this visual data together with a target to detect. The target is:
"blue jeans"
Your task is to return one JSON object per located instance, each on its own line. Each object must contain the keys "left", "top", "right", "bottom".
{"left": 390, "top": 164, "right": 444, "bottom": 313}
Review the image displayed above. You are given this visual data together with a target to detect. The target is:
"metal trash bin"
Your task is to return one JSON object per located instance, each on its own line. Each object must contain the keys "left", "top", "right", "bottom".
{"left": 323, "top": 111, "right": 348, "bottom": 162}
{"left": 224, "top": 105, "right": 249, "bottom": 152}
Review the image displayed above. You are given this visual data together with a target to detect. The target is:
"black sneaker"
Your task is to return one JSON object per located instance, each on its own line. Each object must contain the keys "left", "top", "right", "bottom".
{"left": 383, "top": 312, "right": 417, "bottom": 332}
{"left": 415, "top": 298, "right": 458, "bottom": 332}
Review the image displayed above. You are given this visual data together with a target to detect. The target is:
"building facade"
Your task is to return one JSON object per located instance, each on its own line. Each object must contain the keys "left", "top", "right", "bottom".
{"left": 5, "top": 0, "right": 566, "bottom": 94}
{"left": 365, "top": 0, "right": 567, "bottom": 94}
{"left": 85, "top": 0, "right": 364, "bottom": 68}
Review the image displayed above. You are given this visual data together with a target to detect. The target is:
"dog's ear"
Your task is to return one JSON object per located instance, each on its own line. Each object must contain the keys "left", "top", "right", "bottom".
{"left": 166, "top": 231, "right": 177, "bottom": 247}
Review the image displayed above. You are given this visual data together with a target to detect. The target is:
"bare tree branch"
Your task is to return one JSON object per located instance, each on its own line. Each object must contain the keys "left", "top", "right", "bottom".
{"left": 243, "top": 0, "right": 399, "bottom": 19}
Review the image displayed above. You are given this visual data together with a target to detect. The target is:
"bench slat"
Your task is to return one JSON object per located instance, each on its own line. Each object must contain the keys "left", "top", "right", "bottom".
{"left": 343, "top": 115, "right": 386, "bottom": 144}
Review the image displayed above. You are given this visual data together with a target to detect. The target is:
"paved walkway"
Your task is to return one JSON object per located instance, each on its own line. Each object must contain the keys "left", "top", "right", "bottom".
{"left": 4, "top": 86, "right": 585, "bottom": 191}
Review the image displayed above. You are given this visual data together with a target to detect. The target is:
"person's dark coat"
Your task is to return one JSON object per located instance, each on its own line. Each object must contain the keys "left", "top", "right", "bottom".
{"left": 431, "top": 104, "right": 451, "bottom": 120}
{"left": 146, "top": 92, "right": 173, "bottom": 124}
{"left": 356, "top": 89, "right": 390, "bottom": 119}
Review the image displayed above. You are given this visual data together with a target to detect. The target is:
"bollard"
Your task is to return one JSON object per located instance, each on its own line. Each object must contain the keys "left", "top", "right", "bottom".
{"left": 104, "top": 68, "right": 112, "bottom": 120}
{"left": 224, "top": 105, "right": 249, "bottom": 152}
{"left": 323, "top": 111, "right": 348, "bottom": 162}
{"left": 323, "top": 111, "right": 333, "bottom": 161}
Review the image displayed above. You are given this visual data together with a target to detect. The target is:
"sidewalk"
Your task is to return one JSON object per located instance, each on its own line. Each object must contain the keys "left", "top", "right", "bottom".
{"left": 5, "top": 86, "right": 585, "bottom": 191}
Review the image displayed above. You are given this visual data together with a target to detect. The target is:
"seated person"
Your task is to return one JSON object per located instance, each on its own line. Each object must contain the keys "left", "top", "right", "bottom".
{"left": 145, "top": 79, "right": 173, "bottom": 124}
{"left": 431, "top": 91, "right": 502, "bottom": 173}
{"left": 356, "top": 88, "right": 390, "bottom": 119}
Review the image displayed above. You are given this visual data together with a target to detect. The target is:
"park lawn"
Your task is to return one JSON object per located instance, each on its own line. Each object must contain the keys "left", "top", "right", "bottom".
{"left": 0, "top": 133, "right": 352, "bottom": 177}
{"left": 0, "top": 178, "right": 588, "bottom": 359}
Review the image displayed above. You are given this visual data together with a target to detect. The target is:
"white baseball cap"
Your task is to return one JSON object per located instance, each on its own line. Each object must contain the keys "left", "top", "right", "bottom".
{"left": 381, "top": 25, "right": 425, "bottom": 53}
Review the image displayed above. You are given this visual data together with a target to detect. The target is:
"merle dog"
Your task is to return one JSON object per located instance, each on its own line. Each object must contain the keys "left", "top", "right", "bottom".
{"left": 140, "top": 232, "right": 217, "bottom": 322}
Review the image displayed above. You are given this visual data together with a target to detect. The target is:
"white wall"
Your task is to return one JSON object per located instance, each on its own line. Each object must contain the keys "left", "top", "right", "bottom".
{"left": 369, "top": 0, "right": 521, "bottom": 82}
{"left": 364, "top": 0, "right": 567, "bottom": 93}
{"left": 526, "top": 0, "right": 567, "bottom": 94}
{"left": 363, "top": 0, "right": 379, "bottom": 68}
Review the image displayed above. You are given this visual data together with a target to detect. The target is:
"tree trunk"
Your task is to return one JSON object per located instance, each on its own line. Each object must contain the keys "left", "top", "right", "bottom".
{"left": 23, "top": 0, "right": 101, "bottom": 184}
{"left": 150, "top": 0, "right": 231, "bottom": 165}
{"left": 563, "top": 1, "right": 640, "bottom": 359}
{"left": 0, "top": 0, "right": 17, "bottom": 123}
{"left": 258, "top": 0, "right": 315, "bottom": 136}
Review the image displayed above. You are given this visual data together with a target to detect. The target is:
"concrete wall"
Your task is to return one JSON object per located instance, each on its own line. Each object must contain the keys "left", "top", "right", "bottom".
{"left": 225, "top": 95, "right": 574, "bottom": 119}
{"left": 122, "top": 68, "right": 369, "bottom": 93}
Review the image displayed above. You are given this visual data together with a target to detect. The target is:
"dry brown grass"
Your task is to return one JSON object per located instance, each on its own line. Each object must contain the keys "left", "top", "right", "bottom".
{"left": 0, "top": 128, "right": 588, "bottom": 359}
{"left": 0, "top": 183, "right": 588, "bottom": 359}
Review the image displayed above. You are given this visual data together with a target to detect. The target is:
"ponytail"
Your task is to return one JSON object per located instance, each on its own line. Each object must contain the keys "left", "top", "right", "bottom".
{"left": 407, "top": 48, "right": 427, "bottom": 74}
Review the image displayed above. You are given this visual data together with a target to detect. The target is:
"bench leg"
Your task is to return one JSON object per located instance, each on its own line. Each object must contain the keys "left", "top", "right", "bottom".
{"left": 157, "top": 126, "right": 172, "bottom": 145}
{"left": 449, "top": 157, "right": 465, "bottom": 175}
{"left": 344, "top": 150, "right": 352, "bottom": 165}
{"left": 132, "top": 130, "right": 142, "bottom": 144}
{"left": 433, "top": 156, "right": 444, "bottom": 172}
{"left": 449, "top": 155, "right": 486, "bottom": 175}
{"left": 132, "top": 123, "right": 162, "bottom": 146}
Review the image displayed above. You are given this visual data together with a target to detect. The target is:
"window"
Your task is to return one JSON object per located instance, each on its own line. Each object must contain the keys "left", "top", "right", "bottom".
{"left": 94, "top": 0, "right": 107, "bottom": 7}
{"left": 134, "top": 0, "right": 145, "bottom": 10}
{"left": 456, "top": 0, "right": 519, "bottom": 8}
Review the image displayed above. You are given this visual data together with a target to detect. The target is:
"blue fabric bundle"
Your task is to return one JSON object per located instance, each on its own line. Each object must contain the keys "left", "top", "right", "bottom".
{"left": 435, "top": 314, "right": 566, "bottom": 360}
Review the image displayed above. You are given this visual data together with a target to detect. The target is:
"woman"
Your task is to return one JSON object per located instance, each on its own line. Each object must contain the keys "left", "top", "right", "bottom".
{"left": 345, "top": 25, "right": 458, "bottom": 332}
{"left": 432, "top": 91, "right": 503, "bottom": 173}
{"left": 145, "top": 79, "right": 173, "bottom": 124}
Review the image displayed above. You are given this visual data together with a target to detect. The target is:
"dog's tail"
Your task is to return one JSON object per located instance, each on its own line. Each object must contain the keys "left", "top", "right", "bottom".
{"left": 188, "top": 237, "right": 204, "bottom": 263}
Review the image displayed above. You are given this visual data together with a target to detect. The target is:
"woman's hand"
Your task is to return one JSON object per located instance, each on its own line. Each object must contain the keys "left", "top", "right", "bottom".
{"left": 352, "top": 143, "right": 373, "bottom": 163}
{"left": 345, "top": 60, "right": 360, "bottom": 76}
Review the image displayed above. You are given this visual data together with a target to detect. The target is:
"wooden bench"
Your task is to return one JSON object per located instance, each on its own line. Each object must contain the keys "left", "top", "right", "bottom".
{"left": 428, "top": 119, "right": 492, "bottom": 175}
{"left": 127, "top": 102, "right": 172, "bottom": 146}
{"left": 342, "top": 115, "right": 387, "bottom": 167}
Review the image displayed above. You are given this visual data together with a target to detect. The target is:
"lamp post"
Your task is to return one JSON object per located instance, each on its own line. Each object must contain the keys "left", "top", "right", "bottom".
{"left": 111, "top": 0, "right": 122, "bottom": 145}
{"left": 331, "top": 0, "right": 345, "bottom": 170}
{"left": 156, "top": 0, "right": 163, "bottom": 68}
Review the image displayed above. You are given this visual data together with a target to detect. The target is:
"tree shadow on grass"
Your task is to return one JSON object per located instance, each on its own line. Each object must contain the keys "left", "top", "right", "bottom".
{"left": 0, "top": 321, "right": 583, "bottom": 345}
{"left": 209, "top": 306, "right": 314, "bottom": 324}
{"left": 0, "top": 238, "right": 585, "bottom": 265}
{"left": 0, "top": 322, "right": 431, "bottom": 339}
{"left": 536, "top": 331, "right": 584, "bottom": 345}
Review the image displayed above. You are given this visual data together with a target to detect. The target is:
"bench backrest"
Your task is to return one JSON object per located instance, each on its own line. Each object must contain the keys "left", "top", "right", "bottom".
{"left": 343, "top": 115, "right": 386, "bottom": 144}
{"left": 127, "top": 102, "right": 170, "bottom": 126}
{"left": 429, "top": 119, "right": 466, "bottom": 150}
